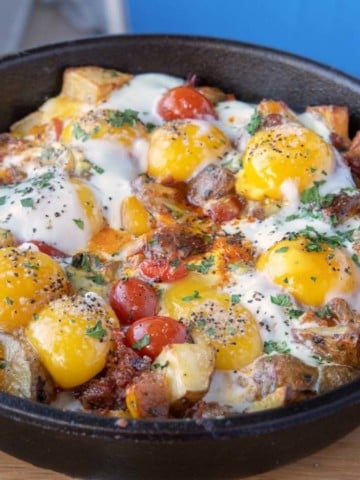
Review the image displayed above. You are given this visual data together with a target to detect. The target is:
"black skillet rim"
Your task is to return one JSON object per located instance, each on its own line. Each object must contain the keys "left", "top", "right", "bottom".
{"left": 0, "top": 33, "right": 359, "bottom": 441}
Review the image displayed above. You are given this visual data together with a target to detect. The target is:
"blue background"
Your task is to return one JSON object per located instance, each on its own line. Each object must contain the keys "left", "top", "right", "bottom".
{"left": 128, "top": 0, "right": 359, "bottom": 78}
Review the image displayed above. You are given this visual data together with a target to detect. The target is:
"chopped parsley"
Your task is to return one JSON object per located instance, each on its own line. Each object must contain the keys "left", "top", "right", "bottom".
{"left": 72, "top": 123, "right": 90, "bottom": 142}
{"left": 132, "top": 334, "right": 151, "bottom": 350}
{"left": 264, "top": 340, "right": 291, "bottom": 355}
{"left": 352, "top": 253, "right": 360, "bottom": 267}
{"left": 231, "top": 294, "right": 241, "bottom": 305}
{"left": 88, "top": 274, "right": 106, "bottom": 285}
{"left": 152, "top": 361, "right": 169, "bottom": 370}
{"left": 275, "top": 246, "right": 289, "bottom": 253}
{"left": 22, "top": 262, "right": 39, "bottom": 270}
{"left": 169, "top": 257, "right": 180, "bottom": 268}
{"left": 0, "top": 196, "right": 6, "bottom": 206}
{"left": 270, "top": 294, "right": 292, "bottom": 307}
{"left": 316, "top": 305, "right": 333, "bottom": 319}
{"left": 182, "top": 290, "right": 201, "bottom": 302}
{"left": 186, "top": 256, "right": 215, "bottom": 274}
{"left": 300, "top": 181, "right": 334, "bottom": 208}
{"left": 20, "top": 198, "right": 34, "bottom": 208}
{"left": 146, "top": 122, "right": 156, "bottom": 133}
{"left": 106, "top": 109, "right": 139, "bottom": 128}
{"left": 85, "top": 321, "right": 107, "bottom": 340}
{"left": 73, "top": 218, "right": 84, "bottom": 230}
{"left": 32, "top": 313, "right": 39, "bottom": 321}
{"left": 5, "top": 297, "right": 13, "bottom": 305}
{"left": 92, "top": 164, "right": 105, "bottom": 175}
{"left": 33, "top": 171, "right": 55, "bottom": 188}
{"left": 287, "top": 225, "right": 354, "bottom": 251}
{"left": 246, "top": 110, "right": 263, "bottom": 135}
{"left": 288, "top": 309, "right": 304, "bottom": 319}
{"left": 0, "top": 359, "right": 8, "bottom": 370}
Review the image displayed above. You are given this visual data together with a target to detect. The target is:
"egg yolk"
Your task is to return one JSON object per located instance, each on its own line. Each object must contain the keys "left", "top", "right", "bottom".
{"left": 236, "top": 124, "right": 334, "bottom": 200}
{"left": 61, "top": 109, "right": 147, "bottom": 147}
{"left": 26, "top": 294, "right": 118, "bottom": 389}
{"left": 0, "top": 248, "right": 69, "bottom": 332}
{"left": 257, "top": 237, "right": 357, "bottom": 306}
{"left": 163, "top": 274, "right": 262, "bottom": 369}
{"left": 147, "top": 120, "right": 231, "bottom": 182}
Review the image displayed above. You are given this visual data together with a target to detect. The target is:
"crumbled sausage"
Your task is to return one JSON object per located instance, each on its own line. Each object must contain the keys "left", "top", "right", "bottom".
{"left": 187, "top": 164, "right": 235, "bottom": 207}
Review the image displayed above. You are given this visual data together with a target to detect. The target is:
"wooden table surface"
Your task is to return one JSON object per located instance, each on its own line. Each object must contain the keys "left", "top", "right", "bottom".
{"left": 0, "top": 425, "right": 359, "bottom": 480}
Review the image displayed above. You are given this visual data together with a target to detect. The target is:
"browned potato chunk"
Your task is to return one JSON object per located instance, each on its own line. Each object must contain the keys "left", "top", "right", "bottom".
{"left": 61, "top": 66, "right": 132, "bottom": 103}
{"left": 11, "top": 111, "right": 45, "bottom": 136}
{"left": 306, "top": 105, "right": 349, "bottom": 138}
{"left": 197, "top": 86, "right": 227, "bottom": 105}
{"left": 319, "top": 365, "right": 360, "bottom": 394}
{"left": 247, "top": 386, "right": 314, "bottom": 413}
{"left": 0, "top": 333, "right": 54, "bottom": 402}
{"left": 292, "top": 325, "right": 360, "bottom": 367}
{"left": 242, "top": 354, "right": 318, "bottom": 399}
{"left": 257, "top": 99, "right": 298, "bottom": 123}
{"left": 344, "top": 130, "right": 360, "bottom": 178}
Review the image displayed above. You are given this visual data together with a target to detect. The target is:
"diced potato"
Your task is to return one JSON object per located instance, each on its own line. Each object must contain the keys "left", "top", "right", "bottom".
{"left": 319, "top": 364, "right": 360, "bottom": 394}
{"left": 241, "top": 354, "right": 318, "bottom": 399}
{"left": 11, "top": 111, "right": 45, "bottom": 136}
{"left": 87, "top": 227, "right": 132, "bottom": 257}
{"left": 61, "top": 67, "right": 132, "bottom": 103}
{"left": 197, "top": 86, "right": 227, "bottom": 105}
{"left": 153, "top": 342, "right": 215, "bottom": 409}
{"left": 246, "top": 386, "right": 312, "bottom": 412}
{"left": 0, "top": 333, "right": 54, "bottom": 402}
{"left": 257, "top": 99, "right": 298, "bottom": 122}
{"left": 292, "top": 325, "right": 360, "bottom": 367}
{"left": 306, "top": 105, "right": 349, "bottom": 138}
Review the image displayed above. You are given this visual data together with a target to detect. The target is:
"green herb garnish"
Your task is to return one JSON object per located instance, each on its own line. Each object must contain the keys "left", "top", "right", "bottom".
{"left": 85, "top": 321, "right": 107, "bottom": 340}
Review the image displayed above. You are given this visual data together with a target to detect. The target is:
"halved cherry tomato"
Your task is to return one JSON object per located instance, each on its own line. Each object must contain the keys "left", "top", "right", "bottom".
{"left": 29, "top": 240, "right": 67, "bottom": 258}
{"left": 157, "top": 86, "right": 217, "bottom": 121}
{"left": 125, "top": 316, "right": 187, "bottom": 359}
{"left": 139, "top": 256, "right": 188, "bottom": 282}
{"left": 109, "top": 277, "right": 159, "bottom": 324}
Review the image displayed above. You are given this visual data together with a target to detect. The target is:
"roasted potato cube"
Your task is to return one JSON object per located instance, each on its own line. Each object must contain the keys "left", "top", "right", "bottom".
{"left": 242, "top": 354, "right": 318, "bottom": 399}
{"left": 197, "top": 86, "right": 227, "bottom": 105}
{"left": 257, "top": 99, "right": 298, "bottom": 122}
{"left": 125, "top": 371, "right": 170, "bottom": 419}
{"left": 61, "top": 67, "right": 132, "bottom": 103}
{"left": 292, "top": 325, "right": 360, "bottom": 367}
{"left": 153, "top": 342, "right": 215, "bottom": 409}
{"left": 319, "top": 364, "right": 360, "bottom": 394}
{"left": 247, "top": 386, "right": 314, "bottom": 413}
{"left": 0, "top": 333, "right": 54, "bottom": 402}
{"left": 11, "top": 111, "right": 45, "bottom": 136}
{"left": 306, "top": 105, "right": 349, "bottom": 138}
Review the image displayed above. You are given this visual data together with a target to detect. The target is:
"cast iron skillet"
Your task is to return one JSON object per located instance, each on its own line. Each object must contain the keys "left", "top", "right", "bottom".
{"left": 0, "top": 35, "right": 360, "bottom": 480}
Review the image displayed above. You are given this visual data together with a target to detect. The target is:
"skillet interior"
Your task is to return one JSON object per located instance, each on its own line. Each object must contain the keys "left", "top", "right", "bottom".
{"left": 0, "top": 35, "right": 359, "bottom": 479}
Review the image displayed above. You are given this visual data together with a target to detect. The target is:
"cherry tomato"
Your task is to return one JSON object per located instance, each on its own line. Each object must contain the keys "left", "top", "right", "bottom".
{"left": 125, "top": 316, "right": 187, "bottom": 359}
{"left": 110, "top": 277, "right": 159, "bottom": 324}
{"left": 139, "top": 256, "right": 188, "bottom": 282}
{"left": 158, "top": 85, "right": 217, "bottom": 121}
{"left": 29, "top": 240, "right": 67, "bottom": 258}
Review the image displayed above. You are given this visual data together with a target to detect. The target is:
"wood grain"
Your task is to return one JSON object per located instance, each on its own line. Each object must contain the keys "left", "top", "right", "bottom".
{"left": 1, "top": 426, "right": 359, "bottom": 480}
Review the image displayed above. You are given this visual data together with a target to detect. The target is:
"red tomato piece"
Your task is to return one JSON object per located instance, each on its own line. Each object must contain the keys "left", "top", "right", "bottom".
{"left": 110, "top": 277, "right": 159, "bottom": 324}
{"left": 29, "top": 240, "right": 67, "bottom": 258}
{"left": 157, "top": 85, "right": 217, "bottom": 121}
{"left": 125, "top": 316, "right": 187, "bottom": 359}
{"left": 139, "top": 256, "right": 188, "bottom": 283}
{"left": 52, "top": 118, "right": 63, "bottom": 140}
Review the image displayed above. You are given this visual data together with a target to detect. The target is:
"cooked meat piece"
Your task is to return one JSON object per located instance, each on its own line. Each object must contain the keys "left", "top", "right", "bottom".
{"left": 330, "top": 132, "right": 351, "bottom": 151}
{"left": 327, "top": 191, "right": 360, "bottom": 224}
{"left": 205, "top": 194, "right": 246, "bottom": 223}
{"left": 187, "top": 164, "right": 235, "bottom": 207}
{"left": 78, "top": 330, "right": 151, "bottom": 411}
{"left": 145, "top": 226, "right": 208, "bottom": 260}
{"left": 261, "top": 113, "right": 284, "bottom": 128}
{"left": 344, "top": 130, "right": 360, "bottom": 177}
{"left": 125, "top": 371, "right": 170, "bottom": 419}
{"left": 0, "top": 333, "right": 54, "bottom": 403}
{"left": 319, "top": 364, "right": 360, "bottom": 394}
{"left": 241, "top": 354, "right": 318, "bottom": 399}
{"left": 292, "top": 325, "right": 360, "bottom": 367}
{"left": 187, "top": 400, "right": 232, "bottom": 419}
